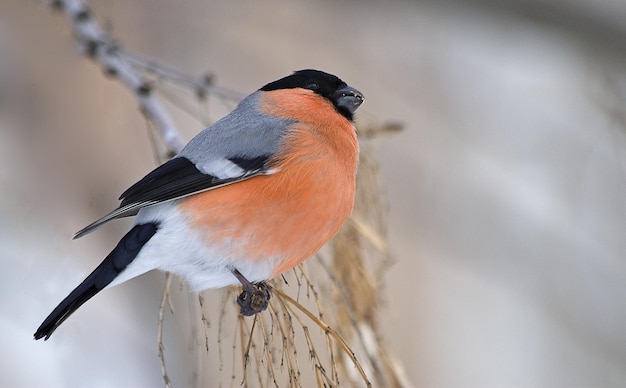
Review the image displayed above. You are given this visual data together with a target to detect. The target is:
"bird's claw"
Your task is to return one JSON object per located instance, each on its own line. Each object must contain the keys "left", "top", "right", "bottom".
{"left": 230, "top": 267, "right": 271, "bottom": 316}
{"left": 237, "top": 282, "right": 270, "bottom": 316}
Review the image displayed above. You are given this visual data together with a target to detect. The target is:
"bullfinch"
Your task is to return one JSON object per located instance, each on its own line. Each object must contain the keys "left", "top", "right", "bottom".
{"left": 34, "top": 69, "right": 364, "bottom": 340}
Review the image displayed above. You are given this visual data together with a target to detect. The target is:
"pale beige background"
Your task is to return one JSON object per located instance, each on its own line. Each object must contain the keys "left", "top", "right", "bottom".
{"left": 2, "top": 1, "right": 626, "bottom": 387}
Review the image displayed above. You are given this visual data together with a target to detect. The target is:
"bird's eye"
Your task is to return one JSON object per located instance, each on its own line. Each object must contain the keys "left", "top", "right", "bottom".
{"left": 305, "top": 82, "right": 319, "bottom": 91}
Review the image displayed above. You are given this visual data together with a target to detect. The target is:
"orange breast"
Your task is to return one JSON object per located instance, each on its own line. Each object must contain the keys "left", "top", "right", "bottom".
{"left": 179, "top": 89, "right": 359, "bottom": 276}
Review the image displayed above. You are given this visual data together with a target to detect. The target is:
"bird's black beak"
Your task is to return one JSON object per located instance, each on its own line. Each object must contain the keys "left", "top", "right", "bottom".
{"left": 334, "top": 86, "right": 365, "bottom": 117}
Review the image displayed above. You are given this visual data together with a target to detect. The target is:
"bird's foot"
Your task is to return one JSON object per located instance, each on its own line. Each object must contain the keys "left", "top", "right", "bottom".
{"left": 231, "top": 268, "right": 271, "bottom": 316}
{"left": 237, "top": 282, "right": 270, "bottom": 316}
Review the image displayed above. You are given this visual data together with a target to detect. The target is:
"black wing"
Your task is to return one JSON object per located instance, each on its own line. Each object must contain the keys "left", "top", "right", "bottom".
{"left": 119, "top": 157, "right": 223, "bottom": 207}
{"left": 74, "top": 155, "right": 270, "bottom": 239}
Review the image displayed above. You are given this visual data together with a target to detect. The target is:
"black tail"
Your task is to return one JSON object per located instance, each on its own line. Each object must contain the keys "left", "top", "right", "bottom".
{"left": 34, "top": 223, "right": 158, "bottom": 340}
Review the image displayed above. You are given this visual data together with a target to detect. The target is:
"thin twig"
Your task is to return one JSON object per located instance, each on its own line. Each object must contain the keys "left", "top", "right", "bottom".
{"left": 296, "top": 264, "right": 341, "bottom": 383}
{"left": 357, "top": 121, "right": 404, "bottom": 139}
{"left": 349, "top": 216, "right": 389, "bottom": 255}
{"left": 272, "top": 288, "right": 372, "bottom": 387}
{"left": 122, "top": 52, "right": 246, "bottom": 102}
{"left": 256, "top": 313, "right": 280, "bottom": 387}
{"left": 316, "top": 254, "right": 385, "bottom": 383}
{"left": 238, "top": 314, "right": 249, "bottom": 388}
{"left": 157, "top": 273, "right": 174, "bottom": 388}
{"left": 198, "top": 294, "right": 211, "bottom": 352}
{"left": 51, "top": 0, "right": 186, "bottom": 153}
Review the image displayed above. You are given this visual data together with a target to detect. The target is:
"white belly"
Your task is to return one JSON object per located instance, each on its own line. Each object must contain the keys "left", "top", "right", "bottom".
{"left": 106, "top": 201, "right": 276, "bottom": 291}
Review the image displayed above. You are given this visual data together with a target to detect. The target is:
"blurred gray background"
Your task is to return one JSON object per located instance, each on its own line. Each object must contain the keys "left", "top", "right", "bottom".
{"left": 2, "top": 0, "right": 626, "bottom": 387}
